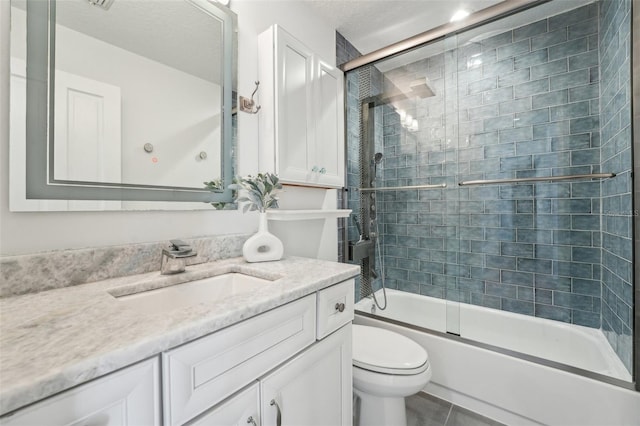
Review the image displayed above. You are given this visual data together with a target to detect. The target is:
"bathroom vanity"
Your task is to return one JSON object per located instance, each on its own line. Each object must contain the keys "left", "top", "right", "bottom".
{"left": 0, "top": 256, "right": 359, "bottom": 425}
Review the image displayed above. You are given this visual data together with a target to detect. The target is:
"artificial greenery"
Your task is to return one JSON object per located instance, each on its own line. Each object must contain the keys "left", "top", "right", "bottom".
{"left": 203, "top": 178, "right": 229, "bottom": 210}
{"left": 229, "top": 173, "right": 283, "bottom": 213}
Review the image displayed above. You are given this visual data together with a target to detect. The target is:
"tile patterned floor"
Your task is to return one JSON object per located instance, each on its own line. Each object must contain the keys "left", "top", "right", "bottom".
{"left": 406, "top": 392, "right": 506, "bottom": 426}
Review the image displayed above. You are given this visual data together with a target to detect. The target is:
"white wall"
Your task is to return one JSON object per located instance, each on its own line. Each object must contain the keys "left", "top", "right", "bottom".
{"left": 0, "top": 0, "right": 337, "bottom": 256}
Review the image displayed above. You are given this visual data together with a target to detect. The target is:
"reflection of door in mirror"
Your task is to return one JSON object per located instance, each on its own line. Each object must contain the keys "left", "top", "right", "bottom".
{"left": 10, "top": 58, "right": 122, "bottom": 211}
{"left": 54, "top": 71, "right": 122, "bottom": 185}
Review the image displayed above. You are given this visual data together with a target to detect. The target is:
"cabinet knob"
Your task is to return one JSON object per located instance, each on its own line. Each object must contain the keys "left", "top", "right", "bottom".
{"left": 335, "top": 302, "right": 345, "bottom": 313}
{"left": 247, "top": 416, "right": 258, "bottom": 426}
{"left": 312, "top": 166, "right": 319, "bottom": 173}
{"left": 319, "top": 167, "right": 326, "bottom": 174}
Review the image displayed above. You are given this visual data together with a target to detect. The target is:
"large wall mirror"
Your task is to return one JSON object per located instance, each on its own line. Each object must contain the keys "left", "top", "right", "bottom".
{"left": 9, "top": 0, "right": 237, "bottom": 211}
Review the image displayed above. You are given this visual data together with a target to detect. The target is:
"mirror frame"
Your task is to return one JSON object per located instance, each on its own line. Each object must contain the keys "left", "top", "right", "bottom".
{"left": 24, "top": 0, "right": 236, "bottom": 203}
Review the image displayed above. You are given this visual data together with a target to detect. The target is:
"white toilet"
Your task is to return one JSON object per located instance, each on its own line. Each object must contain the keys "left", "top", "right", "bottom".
{"left": 352, "top": 324, "right": 432, "bottom": 426}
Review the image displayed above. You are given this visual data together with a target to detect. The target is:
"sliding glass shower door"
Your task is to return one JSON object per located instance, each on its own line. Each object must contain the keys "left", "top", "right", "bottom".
{"left": 347, "top": 0, "right": 634, "bottom": 384}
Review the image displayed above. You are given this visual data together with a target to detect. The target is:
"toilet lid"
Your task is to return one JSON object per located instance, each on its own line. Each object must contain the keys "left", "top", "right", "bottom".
{"left": 353, "top": 325, "right": 429, "bottom": 375}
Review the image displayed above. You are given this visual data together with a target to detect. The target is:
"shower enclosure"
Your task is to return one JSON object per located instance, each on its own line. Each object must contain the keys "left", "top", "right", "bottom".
{"left": 341, "top": 0, "right": 636, "bottom": 390}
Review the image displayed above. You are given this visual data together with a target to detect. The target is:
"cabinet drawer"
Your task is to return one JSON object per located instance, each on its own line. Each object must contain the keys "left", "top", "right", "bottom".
{"left": 316, "top": 279, "right": 354, "bottom": 339}
{"left": 163, "top": 295, "right": 316, "bottom": 426}
{"left": 0, "top": 358, "right": 160, "bottom": 426}
{"left": 186, "top": 382, "right": 259, "bottom": 426}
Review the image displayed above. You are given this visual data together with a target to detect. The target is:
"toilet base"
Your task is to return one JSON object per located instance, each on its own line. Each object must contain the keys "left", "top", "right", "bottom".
{"left": 354, "top": 388, "right": 407, "bottom": 426}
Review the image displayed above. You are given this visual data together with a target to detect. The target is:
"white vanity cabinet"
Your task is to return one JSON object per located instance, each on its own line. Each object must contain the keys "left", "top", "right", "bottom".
{"left": 163, "top": 294, "right": 317, "bottom": 426}
{"left": 177, "top": 278, "right": 354, "bottom": 426}
{"left": 185, "top": 383, "right": 260, "bottom": 426}
{"left": 0, "top": 358, "right": 160, "bottom": 426}
{"left": 260, "top": 325, "right": 352, "bottom": 426}
{"left": 258, "top": 25, "right": 345, "bottom": 188}
{"left": 0, "top": 280, "right": 355, "bottom": 426}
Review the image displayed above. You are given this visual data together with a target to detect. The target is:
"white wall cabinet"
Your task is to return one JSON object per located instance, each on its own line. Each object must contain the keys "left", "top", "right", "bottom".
{"left": 259, "top": 25, "right": 345, "bottom": 188}
{"left": 0, "top": 358, "right": 160, "bottom": 426}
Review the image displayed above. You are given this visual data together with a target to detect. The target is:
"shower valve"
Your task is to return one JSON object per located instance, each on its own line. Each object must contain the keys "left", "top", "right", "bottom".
{"left": 348, "top": 239, "right": 374, "bottom": 262}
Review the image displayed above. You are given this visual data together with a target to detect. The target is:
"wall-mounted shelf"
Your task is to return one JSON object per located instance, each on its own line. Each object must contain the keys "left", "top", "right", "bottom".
{"left": 266, "top": 209, "right": 352, "bottom": 221}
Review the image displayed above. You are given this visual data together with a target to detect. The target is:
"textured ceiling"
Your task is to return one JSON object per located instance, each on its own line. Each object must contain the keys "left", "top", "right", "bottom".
{"left": 305, "top": 0, "right": 504, "bottom": 55}
{"left": 56, "top": 0, "right": 225, "bottom": 84}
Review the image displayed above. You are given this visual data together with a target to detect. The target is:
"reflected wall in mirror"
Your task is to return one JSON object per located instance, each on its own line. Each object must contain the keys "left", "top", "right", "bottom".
{"left": 9, "top": 0, "right": 237, "bottom": 211}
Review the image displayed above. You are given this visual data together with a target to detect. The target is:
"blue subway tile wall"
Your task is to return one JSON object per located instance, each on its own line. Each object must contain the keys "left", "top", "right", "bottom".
{"left": 336, "top": 32, "right": 361, "bottom": 265}
{"left": 337, "top": 32, "right": 362, "bottom": 297}
{"left": 337, "top": 31, "right": 389, "bottom": 298}
{"left": 372, "top": 2, "right": 605, "bottom": 331}
{"left": 598, "top": 0, "right": 633, "bottom": 373}
{"left": 339, "top": 1, "right": 633, "bottom": 375}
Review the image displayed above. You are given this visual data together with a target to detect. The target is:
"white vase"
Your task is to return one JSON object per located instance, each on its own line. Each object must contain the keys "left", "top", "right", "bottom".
{"left": 242, "top": 212, "right": 284, "bottom": 263}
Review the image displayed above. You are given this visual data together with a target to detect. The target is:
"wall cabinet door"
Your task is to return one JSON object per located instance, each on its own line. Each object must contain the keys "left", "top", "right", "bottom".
{"left": 1, "top": 358, "right": 160, "bottom": 426}
{"left": 260, "top": 325, "right": 352, "bottom": 426}
{"left": 275, "top": 26, "right": 315, "bottom": 185}
{"left": 259, "top": 25, "right": 344, "bottom": 189}
{"left": 311, "top": 59, "right": 345, "bottom": 188}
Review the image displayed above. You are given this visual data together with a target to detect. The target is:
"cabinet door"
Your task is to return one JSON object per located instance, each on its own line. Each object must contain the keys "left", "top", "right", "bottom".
{"left": 275, "top": 27, "right": 315, "bottom": 184}
{"left": 312, "top": 59, "right": 345, "bottom": 188}
{"left": 260, "top": 325, "right": 352, "bottom": 426}
{"left": 1, "top": 358, "right": 160, "bottom": 426}
{"left": 186, "top": 383, "right": 260, "bottom": 426}
{"left": 163, "top": 295, "right": 316, "bottom": 426}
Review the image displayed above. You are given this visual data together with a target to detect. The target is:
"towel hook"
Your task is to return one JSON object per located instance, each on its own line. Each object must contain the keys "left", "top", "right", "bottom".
{"left": 239, "top": 81, "right": 261, "bottom": 114}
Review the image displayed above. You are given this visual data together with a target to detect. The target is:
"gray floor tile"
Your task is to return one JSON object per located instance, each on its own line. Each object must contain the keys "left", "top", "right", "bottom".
{"left": 406, "top": 393, "right": 451, "bottom": 426}
{"left": 445, "top": 405, "right": 506, "bottom": 426}
{"left": 405, "top": 393, "right": 505, "bottom": 426}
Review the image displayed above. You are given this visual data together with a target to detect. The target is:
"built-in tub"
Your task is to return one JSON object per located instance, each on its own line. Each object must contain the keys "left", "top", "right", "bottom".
{"left": 355, "top": 289, "right": 640, "bottom": 426}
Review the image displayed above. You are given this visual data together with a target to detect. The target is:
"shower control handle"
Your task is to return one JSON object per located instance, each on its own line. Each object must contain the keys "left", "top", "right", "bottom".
{"left": 335, "top": 302, "right": 345, "bottom": 312}
{"left": 247, "top": 416, "right": 258, "bottom": 426}
{"left": 270, "top": 399, "right": 282, "bottom": 426}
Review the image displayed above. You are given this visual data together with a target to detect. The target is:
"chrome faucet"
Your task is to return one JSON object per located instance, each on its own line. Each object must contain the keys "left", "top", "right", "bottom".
{"left": 161, "top": 239, "right": 197, "bottom": 275}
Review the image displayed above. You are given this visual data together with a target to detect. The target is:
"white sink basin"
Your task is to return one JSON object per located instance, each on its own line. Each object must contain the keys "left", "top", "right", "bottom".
{"left": 115, "top": 273, "right": 273, "bottom": 315}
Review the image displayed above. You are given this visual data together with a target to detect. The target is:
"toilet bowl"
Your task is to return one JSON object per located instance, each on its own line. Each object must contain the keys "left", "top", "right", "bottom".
{"left": 352, "top": 325, "right": 432, "bottom": 426}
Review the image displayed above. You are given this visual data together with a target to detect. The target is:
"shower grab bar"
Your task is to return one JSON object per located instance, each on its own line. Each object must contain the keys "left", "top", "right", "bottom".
{"left": 458, "top": 173, "right": 616, "bottom": 186}
{"left": 358, "top": 183, "right": 447, "bottom": 192}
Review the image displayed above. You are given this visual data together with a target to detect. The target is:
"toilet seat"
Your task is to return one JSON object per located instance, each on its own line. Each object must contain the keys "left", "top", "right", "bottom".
{"left": 353, "top": 325, "right": 429, "bottom": 375}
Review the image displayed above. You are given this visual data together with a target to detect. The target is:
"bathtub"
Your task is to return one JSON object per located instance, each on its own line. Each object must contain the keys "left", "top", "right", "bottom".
{"left": 355, "top": 289, "right": 640, "bottom": 426}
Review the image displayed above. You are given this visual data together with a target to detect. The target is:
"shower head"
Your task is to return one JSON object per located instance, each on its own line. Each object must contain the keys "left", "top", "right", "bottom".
{"left": 373, "top": 77, "right": 436, "bottom": 106}
{"left": 371, "top": 152, "right": 383, "bottom": 183}
{"left": 409, "top": 77, "right": 435, "bottom": 98}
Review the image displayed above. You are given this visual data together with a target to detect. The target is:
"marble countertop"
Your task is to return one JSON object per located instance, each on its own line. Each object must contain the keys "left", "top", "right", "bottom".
{"left": 0, "top": 256, "right": 360, "bottom": 416}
